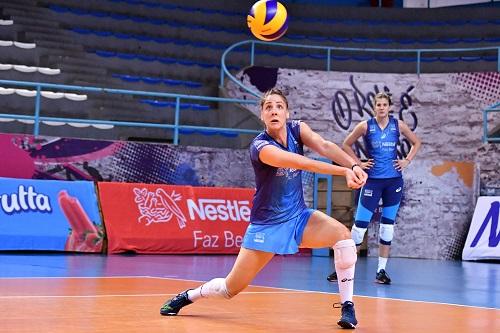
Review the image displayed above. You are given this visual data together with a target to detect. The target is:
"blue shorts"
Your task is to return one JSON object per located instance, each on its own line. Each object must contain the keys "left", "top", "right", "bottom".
{"left": 242, "top": 208, "right": 314, "bottom": 255}
{"left": 355, "top": 177, "right": 404, "bottom": 226}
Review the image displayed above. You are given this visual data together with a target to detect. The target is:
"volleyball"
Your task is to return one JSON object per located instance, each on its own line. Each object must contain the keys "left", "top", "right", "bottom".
{"left": 247, "top": 0, "right": 288, "bottom": 42}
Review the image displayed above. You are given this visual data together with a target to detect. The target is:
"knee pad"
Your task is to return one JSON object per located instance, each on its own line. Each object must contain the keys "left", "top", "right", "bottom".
{"left": 379, "top": 224, "right": 394, "bottom": 245}
{"left": 351, "top": 224, "right": 367, "bottom": 246}
{"left": 201, "top": 278, "right": 232, "bottom": 299}
{"left": 333, "top": 239, "right": 357, "bottom": 269}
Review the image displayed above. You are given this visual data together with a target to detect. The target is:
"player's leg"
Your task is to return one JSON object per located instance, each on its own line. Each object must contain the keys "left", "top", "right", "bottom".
{"left": 225, "top": 247, "right": 274, "bottom": 295}
{"left": 352, "top": 179, "right": 383, "bottom": 249}
{"left": 300, "top": 210, "right": 358, "bottom": 329}
{"left": 376, "top": 177, "right": 404, "bottom": 284}
{"left": 160, "top": 248, "right": 273, "bottom": 316}
{"left": 327, "top": 179, "right": 383, "bottom": 282}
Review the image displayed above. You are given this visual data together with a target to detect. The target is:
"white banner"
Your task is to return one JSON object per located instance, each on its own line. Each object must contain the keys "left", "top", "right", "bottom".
{"left": 462, "top": 196, "right": 500, "bottom": 261}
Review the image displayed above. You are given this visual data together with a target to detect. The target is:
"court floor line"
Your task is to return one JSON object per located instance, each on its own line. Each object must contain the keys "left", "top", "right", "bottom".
{"left": 0, "top": 290, "right": 308, "bottom": 299}
{"left": 0, "top": 275, "right": 498, "bottom": 311}
{"left": 0, "top": 275, "right": 155, "bottom": 280}
{"left": 148, "top": 275, "right": 500, "bottom": 310}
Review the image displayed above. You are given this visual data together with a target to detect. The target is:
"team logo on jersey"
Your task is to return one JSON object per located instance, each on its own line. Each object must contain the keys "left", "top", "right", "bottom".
{"left": 276, "top": 167, "right": 299, "bottom": 180}
{"left": 254, "top": 139, "right": 268, "bottom": 150}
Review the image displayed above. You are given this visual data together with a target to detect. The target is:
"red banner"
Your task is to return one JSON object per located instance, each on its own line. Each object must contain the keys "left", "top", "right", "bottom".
{"left": 98, "top": 182, "right": 254, "bottom": 254}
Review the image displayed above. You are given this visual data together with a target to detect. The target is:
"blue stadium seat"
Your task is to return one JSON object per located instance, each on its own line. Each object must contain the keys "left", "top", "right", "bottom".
{"left": 420, "top": 56, "right": 439, "bottom": 63}
{"left": 439, "top": 56, "right": 460, "bottom": 62}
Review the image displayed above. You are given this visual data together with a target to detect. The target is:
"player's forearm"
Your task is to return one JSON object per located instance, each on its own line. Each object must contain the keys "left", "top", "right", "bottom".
{"left": 405, "top": 140, "right": 421, "bottom": 162}
{"left": 318, "top": 142, "right": 356, "bottom": 168}
{"left": 338, "top": 143, "right": 361, "bottom": 166}
{"left": 314, "top": 160, "right": 348, "bottom": 176}
{"left": 298, "top": 157, "right": 348, "bottom": 176}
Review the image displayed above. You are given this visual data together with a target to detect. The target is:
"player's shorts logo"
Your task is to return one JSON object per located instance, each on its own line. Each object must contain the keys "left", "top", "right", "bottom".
{"left": 396, "top": 187, "right": 402, "bottom": 193}
{"left": 254, "top": 232, "right": 265, "bottom": 243}
{"left": 364, "top": 189, "right": 373, "bottom": 197}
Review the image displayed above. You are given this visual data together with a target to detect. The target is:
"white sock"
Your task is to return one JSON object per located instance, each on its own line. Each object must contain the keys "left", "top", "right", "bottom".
{"left": 333, "top": 239, "right": 357, "bottom": 304}
{"left": 187, "top": 278, "right": 231, "bottom": 302}
{"left": 378, "top": 257, "right": 388, "bottom": 272}
{"left": 187, "top": 288, "right": 202, "bottom": 302}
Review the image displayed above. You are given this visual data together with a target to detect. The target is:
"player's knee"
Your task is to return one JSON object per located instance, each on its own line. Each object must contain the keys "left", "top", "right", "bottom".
{"left": 333, "top": 239, "right": 357, "bottom": 269}
{"left": 351, "top": 223, "right": 368, "bottom": 246}
{"left": 379, "top": 223, "right": 394, "bottom": 245}
{"left": 201, "top": 278, "right": 233, "bottom": 299}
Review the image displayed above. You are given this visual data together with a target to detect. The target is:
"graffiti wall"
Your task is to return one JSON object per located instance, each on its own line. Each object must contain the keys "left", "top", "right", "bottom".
{"left": 226, "top": 69, "right": 500, "bottom": 259}
{"left": 0, "top": 70, "right": 497, "bottom": 259}
{"left": 227, "top": 69, "right": 498, "bottom": 188}
{"left": 0, "top": 133, "right": 255, "bottom": 188}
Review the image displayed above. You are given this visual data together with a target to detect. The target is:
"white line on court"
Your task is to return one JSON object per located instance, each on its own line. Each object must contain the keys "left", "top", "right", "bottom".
{"left": 0, "top": 275, "right": 153, "bottom": 280}
{"left": 0, "top": 291, "right": 306, "bottom": 299}
{"left": 0, "top": 275, "right": 498, "bottom": 311}
{"left": 147, "top": 276, "right": 500, "bottom": 311}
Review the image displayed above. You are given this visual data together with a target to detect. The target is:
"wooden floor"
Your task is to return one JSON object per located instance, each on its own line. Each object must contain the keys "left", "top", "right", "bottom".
{"left": 0, "top": 276, "right": 498, "bottom": 333}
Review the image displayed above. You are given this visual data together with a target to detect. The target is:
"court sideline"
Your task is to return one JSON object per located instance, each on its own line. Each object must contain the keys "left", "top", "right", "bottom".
{"left": 0, "top": 253, "right": 498, "bottom": 332}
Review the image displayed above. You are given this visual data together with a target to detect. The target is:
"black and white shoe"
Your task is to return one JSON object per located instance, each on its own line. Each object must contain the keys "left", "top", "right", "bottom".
{"left": 326, "top": 271, "right": 338, "bottom": 282}
{"left": 375, "top": 269, "right": 391, "bottom": 284}
{"left": 160, "top": 290, "right": 193, "bottom": 316}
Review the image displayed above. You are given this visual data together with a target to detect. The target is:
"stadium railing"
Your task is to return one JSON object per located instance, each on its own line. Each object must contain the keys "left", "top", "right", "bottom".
{"left": 483, "top": 102, "right": 500, "bottom": 142}
{"left": 220, "top": 39, "right": 500, "bottom": 97}
{"left": 0, "top": 79, "right": 260, "bottom": 143}
{"left": 1, "top": 41, "right": 499, "bottom": 143}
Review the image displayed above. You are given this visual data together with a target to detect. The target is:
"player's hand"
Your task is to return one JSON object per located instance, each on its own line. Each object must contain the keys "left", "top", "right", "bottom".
{"left": 361, "top": 159, "right": 374, "bottom": 170}
{"left": 352, "top": 165, "right": 368, "bottom": 184}
{"left": 345, "top": 168, "right": 365, "bottom": 189}
{"left": 393, "top": 158, "right": 410, "bottom": 171}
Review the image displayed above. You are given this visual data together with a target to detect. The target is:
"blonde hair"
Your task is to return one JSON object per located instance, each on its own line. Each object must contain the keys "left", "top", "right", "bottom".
{"left": 373, "top": 92, "right": 392, "bottom": 106}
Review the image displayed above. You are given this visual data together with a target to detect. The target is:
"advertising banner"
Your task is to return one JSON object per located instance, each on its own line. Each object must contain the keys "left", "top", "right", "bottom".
{"left": 462, "top": 196, "right": 500, "bottom": 261}
{"left": 98, "top": 182, "right": 254, "bottom": 254}
{"left": 0, "top": 177, "right": 103, "bottom": 252}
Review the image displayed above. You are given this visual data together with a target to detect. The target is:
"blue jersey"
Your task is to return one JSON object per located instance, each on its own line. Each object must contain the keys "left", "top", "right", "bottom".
{"left": 363, "top": 116, "right": 401, "bottom": 179}
{"left": 249, "top": 120, "right": 307, "bottom": 225}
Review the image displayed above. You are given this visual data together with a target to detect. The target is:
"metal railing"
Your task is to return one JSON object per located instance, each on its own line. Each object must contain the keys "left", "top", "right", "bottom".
{"left": 0, "top": 79, "right": 260, "bottom": 143}
{"left": 483, "top": 102, "right": 500, "bottom": 142}
{"left": 220, "top": 40, "right": 500, "bottom": 97}
{"left": 2, "top": 41, "right": 499, "bottom": 144}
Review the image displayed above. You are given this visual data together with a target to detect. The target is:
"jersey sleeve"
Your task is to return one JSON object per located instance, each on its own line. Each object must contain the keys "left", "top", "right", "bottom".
{"left": 250, "top": 137, "right": 271, "bottom": 163}
{"left": 289, "top": 120, "right": 303, "bottom": 146}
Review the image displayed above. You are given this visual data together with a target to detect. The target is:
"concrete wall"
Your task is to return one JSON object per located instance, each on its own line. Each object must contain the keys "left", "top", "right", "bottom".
{"left": 225, "top": 68, "right": 499, "bottom": 259}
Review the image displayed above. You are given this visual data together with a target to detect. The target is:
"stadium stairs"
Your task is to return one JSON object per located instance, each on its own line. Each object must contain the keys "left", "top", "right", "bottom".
{"left": 0, "top": 0, "right": 498, "bottom": 148}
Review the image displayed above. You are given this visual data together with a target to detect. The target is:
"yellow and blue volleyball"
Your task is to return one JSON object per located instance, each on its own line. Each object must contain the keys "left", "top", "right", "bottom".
{"left": 247, "top": 0, "right": 288, "bottom": 41}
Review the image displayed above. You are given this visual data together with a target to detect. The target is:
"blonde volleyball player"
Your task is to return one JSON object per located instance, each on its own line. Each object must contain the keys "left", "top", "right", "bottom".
{"left": 327, "top": 92, "right": 421, "bottom": 285}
